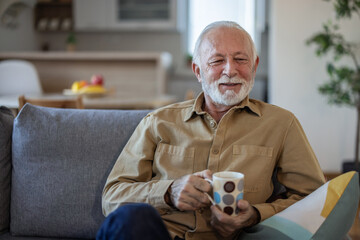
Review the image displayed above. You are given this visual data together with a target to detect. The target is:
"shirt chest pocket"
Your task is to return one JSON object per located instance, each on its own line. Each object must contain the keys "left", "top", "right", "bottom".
{"left": 154, "top": 143, "right": 195, "bottom": 179}
{"left": 232, "top": 145, "right": 274, "bottom": 195}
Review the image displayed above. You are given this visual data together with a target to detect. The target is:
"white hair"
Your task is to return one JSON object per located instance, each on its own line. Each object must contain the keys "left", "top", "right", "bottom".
{"left": 192, "top": 21, "right": 257, "bottom": 66}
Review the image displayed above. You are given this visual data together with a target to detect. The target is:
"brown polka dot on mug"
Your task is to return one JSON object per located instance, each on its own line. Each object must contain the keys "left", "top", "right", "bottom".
{"left": 224, "top": 181, "right": 235, "bottom": 192}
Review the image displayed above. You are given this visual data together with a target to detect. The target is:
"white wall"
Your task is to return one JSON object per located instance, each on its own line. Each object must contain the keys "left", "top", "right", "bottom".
{"left": 0, "top": 5, "right": 38, "bottom": 51}
{"left": 269, "top": 0, "right": 359, "bottom": 172}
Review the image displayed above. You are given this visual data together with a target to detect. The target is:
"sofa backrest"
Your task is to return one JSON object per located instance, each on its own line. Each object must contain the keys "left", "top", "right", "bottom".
{"left": 10, "top": 104, "right": 150, "bottom": 239}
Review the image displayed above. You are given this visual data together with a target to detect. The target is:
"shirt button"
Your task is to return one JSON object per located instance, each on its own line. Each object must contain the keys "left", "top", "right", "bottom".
{"left": 212, "top": 149, "right": 219, "bottom": 154}
{"left": 210, "top": 121, "right": 216, "bottom": 128}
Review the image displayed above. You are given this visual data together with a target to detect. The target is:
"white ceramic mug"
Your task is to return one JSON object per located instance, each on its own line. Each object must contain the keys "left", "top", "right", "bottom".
{"left": 205, "top": 171, "right": 244, "bottom": 216}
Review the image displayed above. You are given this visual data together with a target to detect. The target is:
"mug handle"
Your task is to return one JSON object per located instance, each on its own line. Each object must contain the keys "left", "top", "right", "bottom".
{"left": 204, "top": 178, "right": 215, "bottom": 205}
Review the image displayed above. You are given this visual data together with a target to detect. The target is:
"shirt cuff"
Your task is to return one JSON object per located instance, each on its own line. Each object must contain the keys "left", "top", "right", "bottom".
{"left": 149, "top": 179, "right": 174, "bottom": 210}
{"left": 252, "top": 203, "right": 277, "bottom": 221}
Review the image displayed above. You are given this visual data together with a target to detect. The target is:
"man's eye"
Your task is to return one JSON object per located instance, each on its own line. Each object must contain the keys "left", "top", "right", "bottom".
{"left": 235, "top": 58, "right": 248, "bottom": 63}
{"left": 210, "top": 59, "right": 223, "bottom": 65}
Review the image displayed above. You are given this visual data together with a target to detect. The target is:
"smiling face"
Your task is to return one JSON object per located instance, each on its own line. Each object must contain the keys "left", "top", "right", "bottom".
{"left": 193, "top": 26, "right": 259, "bottom": 108}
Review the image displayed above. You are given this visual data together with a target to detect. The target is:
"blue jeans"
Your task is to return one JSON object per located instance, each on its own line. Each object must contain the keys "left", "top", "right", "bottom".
{"left": 96, "top": 203, "right": 172, "bottom": 240}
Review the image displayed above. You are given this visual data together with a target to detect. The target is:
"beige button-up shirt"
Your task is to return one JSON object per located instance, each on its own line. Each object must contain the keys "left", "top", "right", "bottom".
{"left": 102, "top": 93, "right": 325, "bottom": 239}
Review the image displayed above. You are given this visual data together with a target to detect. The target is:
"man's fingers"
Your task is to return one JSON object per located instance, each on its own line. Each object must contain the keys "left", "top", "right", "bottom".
{"left": 190, "top": 175, "right": 212, "bottom": 193}
{"left": 210, "top": 205, "right": 230, "bottom": 223}
{"left": 237, "top": 199, "right": 250, "bottom": 210}
{"left": 210, "top": 206, "right": 235, "bottom": 237}
{"left": 176, "top": 199, "right": 199, "bottom": 211}
{"left": 180, "top": 191, "right": 209, "bottom": 209}
{"left": 170, "top": 174, "right": 211, "bottom": 210}
{"left": 183, "top": 176, "right": 211, "bottom": 204}
{"left": 194, "top": 169, "right": 213, "bottom": 180}
{"left": 210, "top": 200, "right": 259, "bottom": 237}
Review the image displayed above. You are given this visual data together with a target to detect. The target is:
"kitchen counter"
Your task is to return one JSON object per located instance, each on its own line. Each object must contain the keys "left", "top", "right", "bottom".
{"left": 0, "top": 51, "right": 172, "bottom": 62}
{"left": 0, "top": 51, "right": 173, "bottom": 99}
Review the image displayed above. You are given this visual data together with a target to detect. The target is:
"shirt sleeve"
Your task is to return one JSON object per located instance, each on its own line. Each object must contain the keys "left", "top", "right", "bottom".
{"left": 102, "top": 114, "right": 174, "bottom": 217}
{"left": 253, "top": 116, "right": 326, "bottom": 220}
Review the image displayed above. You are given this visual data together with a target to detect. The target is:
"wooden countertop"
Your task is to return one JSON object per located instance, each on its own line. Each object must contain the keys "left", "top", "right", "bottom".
{"left": 0, "top": 51, "right": 170, "bottom": 59}
{"left": 0, "top": 51, "right": 172, "bottom": 65}
{"left": 0, "top": 93, "right": 177, "bottom": 110}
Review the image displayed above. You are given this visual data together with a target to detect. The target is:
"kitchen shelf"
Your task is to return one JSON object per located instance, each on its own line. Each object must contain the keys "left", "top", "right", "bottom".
{"left": 34, "top": 0, "right": 73, "bottom": 32}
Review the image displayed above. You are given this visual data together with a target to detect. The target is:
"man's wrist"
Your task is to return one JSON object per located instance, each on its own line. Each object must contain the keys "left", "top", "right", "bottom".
{"left": 252, "top": 206, "right": 261, "bottom": 225}
{"left": 164, "top": 185, "right": 174, "bottom": 207}
{"left": 244, "top": 206, "right": 261, "bottom": 229}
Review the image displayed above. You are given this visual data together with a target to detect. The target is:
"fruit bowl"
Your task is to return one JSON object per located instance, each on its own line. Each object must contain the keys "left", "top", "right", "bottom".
{"left": 63, "top": 87, "right": 108, "bottom": 98}
{"left": 64, "top": 76, "right": 107, "bottom": 98}
{"left": 63, "top": 89, "right": 108, "bottom": 98}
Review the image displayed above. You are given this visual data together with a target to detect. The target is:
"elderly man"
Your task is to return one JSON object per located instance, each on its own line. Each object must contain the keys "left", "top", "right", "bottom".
{"left": 97, "top": 21, "right": 325, "bottom": 240}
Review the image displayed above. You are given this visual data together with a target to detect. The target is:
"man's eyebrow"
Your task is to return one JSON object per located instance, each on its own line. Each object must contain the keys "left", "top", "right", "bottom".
{"left": 210, "top": 52, "right": 249, "bottom": 58}
{"left": 209, "top": 53, "right": 225, "bottom": 58}
{"left": 233, "top": 51, "right": 249, "bottom": 57}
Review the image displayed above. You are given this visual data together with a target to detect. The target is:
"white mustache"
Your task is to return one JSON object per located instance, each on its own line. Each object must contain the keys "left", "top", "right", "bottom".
{"left": 217, "top": 76, "right": 246, "bottom": 85}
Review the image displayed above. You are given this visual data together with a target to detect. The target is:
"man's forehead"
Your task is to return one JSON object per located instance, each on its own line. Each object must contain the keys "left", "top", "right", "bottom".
{"left": 201, "top": 28, "right": 251, "bottom": 56}
{"left": 205, "top": 27, "right": 247, "bottom": 42}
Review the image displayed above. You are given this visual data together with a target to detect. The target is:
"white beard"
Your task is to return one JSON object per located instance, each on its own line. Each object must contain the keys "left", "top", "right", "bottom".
{"left": 201, "top": 74, "right": 254, "bottom": 106}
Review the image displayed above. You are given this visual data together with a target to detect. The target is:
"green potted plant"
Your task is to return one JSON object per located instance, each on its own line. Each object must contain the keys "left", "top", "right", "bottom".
{"left": 66, "top": 32, "right": 76, "bottom": 52}
{"left": 306, "top": 0, "right": 360, "bottom": 172}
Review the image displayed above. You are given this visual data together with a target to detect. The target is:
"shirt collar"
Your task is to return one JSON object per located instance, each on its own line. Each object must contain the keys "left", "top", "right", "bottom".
{"left": 183, "top": 92, "right": 262, "bottom": 122}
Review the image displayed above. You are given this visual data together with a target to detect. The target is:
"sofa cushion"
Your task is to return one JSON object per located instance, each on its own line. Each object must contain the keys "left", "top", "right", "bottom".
{"left": 0, "top": 107, "right": 14, "bottom": 233}
{"left": 0, "top": 232, "right": 80, "bottom": 240}
{"left": 11, "top": 104, "right": 150, "bottom": 238}
{"left": 239, "top": 171, "right": 359, "bottom": 239}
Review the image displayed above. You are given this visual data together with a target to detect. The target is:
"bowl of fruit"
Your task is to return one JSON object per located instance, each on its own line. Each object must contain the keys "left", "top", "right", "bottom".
{"left": 64, "top": 74, "right": 107, "bottom": 98}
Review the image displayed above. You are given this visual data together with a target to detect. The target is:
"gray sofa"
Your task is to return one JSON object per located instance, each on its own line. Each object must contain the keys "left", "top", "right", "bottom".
{"left": 1, "top": 104, "right": 358, "bottom": 240}
{"left": 0, "top": 104, "right": 151, "bottom": 240}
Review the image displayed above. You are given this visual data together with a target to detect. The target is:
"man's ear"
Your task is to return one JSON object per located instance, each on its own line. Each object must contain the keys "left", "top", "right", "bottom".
{"left": 192, "top": 62, "right": 202, "bottom": 83}
{"left": 253, "top": 56, "right": 260, "bottom": 74}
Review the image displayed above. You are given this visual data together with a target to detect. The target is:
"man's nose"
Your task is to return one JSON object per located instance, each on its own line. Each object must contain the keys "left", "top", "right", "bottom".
{"left": 222, "top": 60, "right": 237, "bottom": 78}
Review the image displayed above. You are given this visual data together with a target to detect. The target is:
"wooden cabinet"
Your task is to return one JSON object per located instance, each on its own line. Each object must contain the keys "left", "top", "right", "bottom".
{"left": 33, "top": 0, "right": 185, "bottom": 32}
{"left": 34, "top": 0, "right": 73, "bottom": 31}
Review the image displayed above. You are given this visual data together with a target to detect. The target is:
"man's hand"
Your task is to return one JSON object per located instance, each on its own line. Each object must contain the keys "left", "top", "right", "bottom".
{"left": 210, "top": 199, "right": 260, "bottom": 238}
{"left": 168, "top": 170, "right": 213, "bottom": 211}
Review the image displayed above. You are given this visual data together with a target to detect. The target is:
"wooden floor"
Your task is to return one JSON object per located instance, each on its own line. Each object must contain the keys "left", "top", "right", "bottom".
{"left": 349, "top": 204, "right": 360, "bottom": 240}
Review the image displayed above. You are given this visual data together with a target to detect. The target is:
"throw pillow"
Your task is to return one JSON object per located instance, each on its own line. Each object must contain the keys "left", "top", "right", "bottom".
{"left": 0, "top": 107, "right": 14, "bottom": 233}
{"left": 11, "top": 104, "right": 150, "bottom": 238}
{"left": 239, "top": 171, "right": 359, "bottom": 239}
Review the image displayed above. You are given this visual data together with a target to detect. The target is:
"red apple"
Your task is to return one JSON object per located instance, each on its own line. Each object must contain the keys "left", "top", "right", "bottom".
{"left": 91, "top": 74, "right": 104, "bottom": 86}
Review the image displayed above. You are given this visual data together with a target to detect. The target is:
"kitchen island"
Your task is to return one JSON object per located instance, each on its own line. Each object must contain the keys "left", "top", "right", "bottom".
{"left": 0, "top": 51, "right": 172, "bottom": 97}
